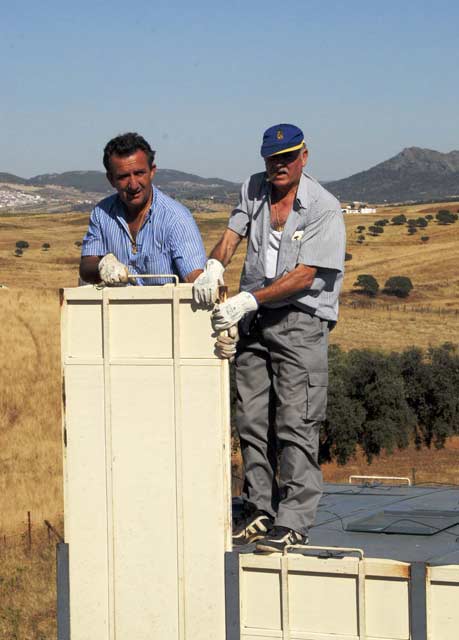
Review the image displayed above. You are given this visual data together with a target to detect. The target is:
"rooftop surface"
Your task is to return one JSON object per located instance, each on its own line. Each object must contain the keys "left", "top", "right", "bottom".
{"left": 234, "top": 482, "right": 459, "bottom": 565}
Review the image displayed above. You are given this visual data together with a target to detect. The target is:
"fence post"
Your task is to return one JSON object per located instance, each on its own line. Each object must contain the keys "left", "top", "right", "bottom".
{"left": 27, "top": 511, "right": 32, "bottom": 552}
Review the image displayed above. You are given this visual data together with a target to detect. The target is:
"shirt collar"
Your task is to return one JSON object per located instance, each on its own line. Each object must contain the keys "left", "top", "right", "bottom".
{"left": 115, "top": 184, "right": 156, "bottom": 222}
{"left": 294, "top": 173, "right": 308, "bottom": 210}
{"left": 264, "top": 172, "right": 309, "bottom": 210}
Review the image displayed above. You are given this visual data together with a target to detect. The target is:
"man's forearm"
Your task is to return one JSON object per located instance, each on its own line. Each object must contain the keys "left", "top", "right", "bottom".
{"left": 184, "top": 268, "right": 203, "bottom": 283}
{"left": 79, "top": 255, "right": 102, "bottom": 284}
{"left": 252, "top": 264, "right": 317, "bottom": 306}
{"left": 209, "top": 228, "right": 243, "bottom": 267}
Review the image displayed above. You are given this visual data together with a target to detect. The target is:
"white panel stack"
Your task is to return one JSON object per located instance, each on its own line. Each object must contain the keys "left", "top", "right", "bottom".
{"left": 61, "top": 284, "right": 231, "bottom": 640}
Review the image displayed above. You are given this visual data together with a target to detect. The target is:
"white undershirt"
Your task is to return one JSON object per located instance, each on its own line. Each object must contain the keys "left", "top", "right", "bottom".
{"left": 265, "top": 228, "right": 283, "bottom": 279}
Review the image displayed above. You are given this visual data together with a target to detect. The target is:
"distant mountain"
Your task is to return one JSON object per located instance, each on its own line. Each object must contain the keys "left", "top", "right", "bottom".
{"left": 30, "top": 170, "right": 109, "bottom": 193}
{"left": 325, "top": 147, "right": 459, "bottom": 203}
{"left": 0, "top": 172, "right": 28, "bottom": 185}
{"left": 0, "top": 169, "right": 240, "bottom": 202}
{"left": 3, "top": 147, "right": 459, "bottom": 205}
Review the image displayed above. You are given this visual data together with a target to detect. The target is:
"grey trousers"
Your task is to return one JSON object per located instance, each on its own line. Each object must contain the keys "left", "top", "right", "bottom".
{"left": 235, "top": 306, "right": 329, "bottom": 535}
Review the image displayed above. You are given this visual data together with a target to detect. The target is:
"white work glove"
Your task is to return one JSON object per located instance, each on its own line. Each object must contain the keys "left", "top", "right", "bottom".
{"left": 98, "top": 253, "right": 129, "bottom": 285}
{"left": 215, "top": 325, "right": 239, "bottom": 360}
{"left": 212, "top": 291, "right": 258, "bottom": 331}
{"left": 193, "top": 259, "right": 225, "bottom": 305}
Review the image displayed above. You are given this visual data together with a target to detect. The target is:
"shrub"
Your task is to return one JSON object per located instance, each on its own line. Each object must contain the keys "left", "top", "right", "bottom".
{"left": 345, "top": 253, "right": 352, "bottom": 261}
{"left": 425, "top": 214, "right": 433, "bottom": 220}
{"left": 383, "top": 276, "right": 413, "bottom": 298}
{"left": 356, "top": 225, "right": 365, "bottom": 233}
{"left": 391, "top": 214, "right": 407, "bottom": 225}
{"left": 436, "top": 210, "right": 458, "bottom": 224}
{"left": 408, "top": 227, "right": 418, "bottom": 235}
{"left": 74, "top": 241, "right": 82, "bottom": 248}
{"left": 415, "top": 217, "right": 428, "bottom": 228}
{"left": 421, "top": 236, "right": 429, "bottom": 242}
{"left": 14, "top": 248, "right": 23, "bottom": 257}
{"left": 353, "top": 274, "right": 379, "bottom": 297}
{"left": 42, "top": 243, "right": 51, "bottom": 251}
{"left": 15, "top": 240, "right": 29, "bottom": 249}
{"left": 368, "top": 226, "right": 384, "bottom": 235}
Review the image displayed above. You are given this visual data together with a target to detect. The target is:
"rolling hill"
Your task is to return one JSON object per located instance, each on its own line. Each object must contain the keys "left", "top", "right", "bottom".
{"left": 0, "top": 169, "right": 240, "bottom": 202}
{"left": 325, "top": 147, "right": 459, "bottom": 203}
{"left": 2, "top": 146, "right": 459, "bottom": 204}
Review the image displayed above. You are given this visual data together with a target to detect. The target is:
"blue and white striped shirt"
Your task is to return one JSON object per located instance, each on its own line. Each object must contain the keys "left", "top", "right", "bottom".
{"left": 81, "top": 186, "right": 206, "bottom": 285}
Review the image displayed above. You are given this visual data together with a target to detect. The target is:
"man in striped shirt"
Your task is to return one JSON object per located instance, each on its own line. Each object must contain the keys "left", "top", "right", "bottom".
{"left": 80, "top": 132, "right": 206, "bottom": 286}
{"left": 193, "top": 124, "right": 346, "bottom": 552}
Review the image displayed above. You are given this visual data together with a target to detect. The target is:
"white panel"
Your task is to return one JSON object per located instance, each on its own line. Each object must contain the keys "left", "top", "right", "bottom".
{"left": 242, "top": 568, "right": 282, "bottom": 631}
{"left": 109, "top": 301, "right": 173, "bottom": 358}
{"left": 365, "top": 577, "right": 409, "bottom": 639}
{"left": 429, "top": 582, "right": 459, "bottom": 640}
{"left": 62, "top": 285, "right": 230, "bottom": 640}
{"left": 179, "top": 301, "right": 216, "bottom": 359}
{"left": 66, "top": 301, "right": 103, "bottom": 358}
{"left": 181, "top": 365, "right": 227, "bottom": 638}
{"left": 64, "top": 365, "right": 109, "bottom": 640}
{"left": 289, "top": 571, "right": 358, "bottom": 636}
{"left": 110, "top": 365, "right": 179, "bottom": 639}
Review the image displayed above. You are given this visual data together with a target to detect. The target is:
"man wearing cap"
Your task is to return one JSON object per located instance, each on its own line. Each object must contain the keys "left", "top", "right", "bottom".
{"left": 193, "top": 124, "right": 345, "bottom": 551}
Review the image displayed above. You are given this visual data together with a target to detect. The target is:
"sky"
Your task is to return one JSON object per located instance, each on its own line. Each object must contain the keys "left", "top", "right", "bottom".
{"left": 1, "top": 0, "right": 458, "bottom": 182}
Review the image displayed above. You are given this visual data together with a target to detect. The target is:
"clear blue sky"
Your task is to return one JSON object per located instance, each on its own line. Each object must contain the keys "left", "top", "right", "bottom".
{"left": 1, "top": 0, "right": 458, "bottom": 182}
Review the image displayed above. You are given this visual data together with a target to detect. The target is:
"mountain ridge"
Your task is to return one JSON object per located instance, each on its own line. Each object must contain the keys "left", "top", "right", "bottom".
{"left": 325, "top": 147, "right": 459, "bottom": 202}
{"left": 2, "top": 146, "right": 459, "bottom": 203}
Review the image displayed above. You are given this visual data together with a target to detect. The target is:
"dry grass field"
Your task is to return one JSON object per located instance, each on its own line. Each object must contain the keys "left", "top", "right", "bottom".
{"left": 0, "top": 199, "right": 458, "bottom": 637}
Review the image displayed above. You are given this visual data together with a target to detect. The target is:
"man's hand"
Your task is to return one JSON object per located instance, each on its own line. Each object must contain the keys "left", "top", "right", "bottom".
{"left": 98, "top": 253, "right": 129, "bottom": 285}
{"left": 193, "top": 259, "right": 225, "bottom": 305}
{"left": 212, "top": 291, "right": 258, "bottom": 331}
{"left": 215, "top": 325, "right": 238, "bottom": 360}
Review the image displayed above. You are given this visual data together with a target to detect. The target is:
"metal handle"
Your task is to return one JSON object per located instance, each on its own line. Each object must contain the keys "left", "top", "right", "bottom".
{"left": 128, "top": 273, "right": 179, "bottom": 285}
{"left": 349, "top": 474, "right": 411, "bottom": 486}
{"left": 283, "top": 544, "right": 365, "bottom": 560}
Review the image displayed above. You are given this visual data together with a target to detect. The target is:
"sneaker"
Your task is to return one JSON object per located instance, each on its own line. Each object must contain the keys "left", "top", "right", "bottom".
{"left": 232, "top": 510, "right": 274, "bottom": 546}
{"left": 255, "top": 526, "right": 308, "bottom": 552}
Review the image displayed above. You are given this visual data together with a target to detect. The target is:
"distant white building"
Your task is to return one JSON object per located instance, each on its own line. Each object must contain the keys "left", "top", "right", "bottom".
{"left": 342, "top": 201, "right": 377, "bottom": 214}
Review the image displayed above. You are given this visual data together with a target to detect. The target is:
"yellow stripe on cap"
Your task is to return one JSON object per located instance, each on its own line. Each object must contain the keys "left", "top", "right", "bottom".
{"left": 268, "top": 140, "right": 305, "bottom": 157}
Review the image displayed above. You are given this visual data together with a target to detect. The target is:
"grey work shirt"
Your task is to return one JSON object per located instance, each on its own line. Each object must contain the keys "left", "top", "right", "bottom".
{"left": 228, "top": 172, "right": 346, "bottom": 322}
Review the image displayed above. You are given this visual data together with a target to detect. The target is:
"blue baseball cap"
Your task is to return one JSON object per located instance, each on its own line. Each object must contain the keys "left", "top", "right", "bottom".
{"left": 260, "top": 123, "right": 305, "bottom": 158}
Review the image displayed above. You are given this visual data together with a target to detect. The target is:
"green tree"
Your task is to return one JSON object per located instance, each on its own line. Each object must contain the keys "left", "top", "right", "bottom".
{"left": 391, "top": 214, "right": 407, "bottom": 225}
{"left": 15, "top": 240, "right": 29, "bottom": 249}
{"left": 321, "top": 346, "right": 366, "bottom": 464}
{"left": 353, "top": 274, "right": 379, "bottom": 297}
{"left": 398, "top": 345, "right": 459, "bottom": 448}
{"left": 408, "top": 227, "right": 418, "bottom": 235}
{"left": 368, "top": 225, "right": 383, "bottom": 235}
{"left": 345, "top": 349, "right": 415, "bottom": 461}
{"left": 345, "top": 252, "right": 353, "bottom": 261}
{"left": 421, "top": 236, "right": 429, "bottom": 243}
{"left": 42, "top": 243, "right": 51, "bottom": 251}
{"left": 383, "top": 276, "right": 413, "bottom": 298}
{"left": 436, "top": 210, "right": 458, "bottom": 224}
{"left": 14, "top": 248, "right": 23, "bottom": 257}
{"left": 74, "top": 240, "right": 83, "bottom": 247}
{"left": 415, "top": 217, "right": 428, "bottom": 228}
